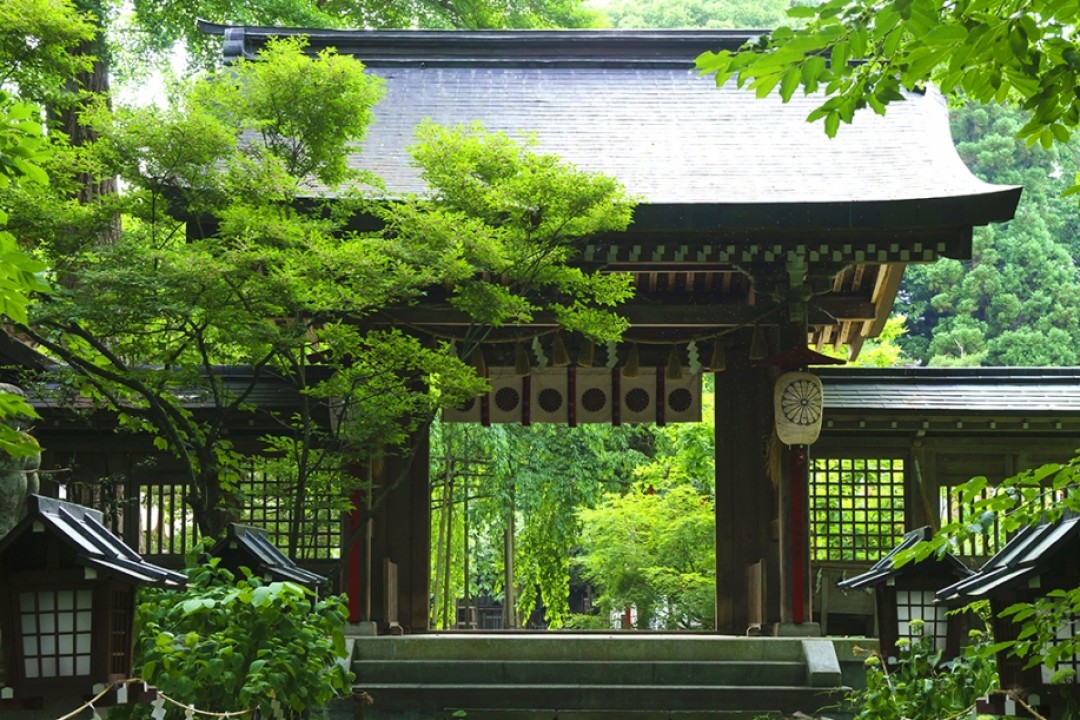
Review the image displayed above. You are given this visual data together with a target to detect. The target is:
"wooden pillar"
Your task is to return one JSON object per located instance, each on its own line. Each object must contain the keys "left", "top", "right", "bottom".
{"left": 775, "top": 312, "right": 816, "bottom": 634}
{"left": 714, "top": 368, "right": 777, "bottom": 634}
{"left": 359, "top": 424, "right": 432, "bottom": 633}
{"left": 777, "top": 444, "right": 812, "bottom": 627}
{"left": 344, "top": 469, "right": 364, "bottom": 623}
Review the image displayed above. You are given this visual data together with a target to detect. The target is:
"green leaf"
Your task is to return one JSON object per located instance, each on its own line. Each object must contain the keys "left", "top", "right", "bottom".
{"left": 824, "top": 111, "right": 840, "bottom": 137}
{"left": 922, "top": 23, "right": 968, "bottom": 46}
{"left": 786, "top": 5, "right": 820, "bottom": 19}
{"left": 751, "top": 71, "right": 783, "bottom": 99}
{"left": 779, "top": 67, "right": 801, "bottom": 102}
{"left": 830, "top": 41, "right": 849, "bottom": 70}
{"left": 801, "top": 55, "right": 828, "bottom": 89}
{"left": 251, "top": 585, "right": 273, "bottom": 607}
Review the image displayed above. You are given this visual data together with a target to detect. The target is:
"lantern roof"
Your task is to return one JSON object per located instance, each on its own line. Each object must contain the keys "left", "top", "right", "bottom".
{"left": 936, "top": 514, "right": 1080, "bottom": 604}
{"left": 209, "top": 523, "right": 328, "bottom": 587}
{"left": 836, "top": 526, "right": 972, "bottom": 591}
{"left": 0, "top": 495, "right": 186, "bottom": 588}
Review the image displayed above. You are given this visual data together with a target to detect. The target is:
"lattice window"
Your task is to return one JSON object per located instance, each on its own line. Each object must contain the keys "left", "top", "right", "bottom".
{"left": 137, "top": 466, "right": 340, "bottom": 561}
{"left": 896, "top": 589, "right": 949, "bottom": 654}
{"left": 239, "top": 467, "right": 340, "bottom": 561}
{"left": 138, "top": 481, "right": 199, "bottom": 557}
{"left": 810, "top": 456, "right": 906, "bottom": 562}
{"left": 1041, "top": 614, "right": 1080, "bottom": 685}
{"left": 19, "top": 589, "right": 93, "bottom": 679}
{"left": 937, "top": 483, "right": 1007, "bottom": 559}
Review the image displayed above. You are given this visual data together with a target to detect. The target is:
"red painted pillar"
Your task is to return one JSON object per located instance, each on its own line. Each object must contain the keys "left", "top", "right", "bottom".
{"left": 345, "top": 463, "right": 364, "bottom": 623}
{"left": 790, "top": 445, "right": 809, "bottom": 625}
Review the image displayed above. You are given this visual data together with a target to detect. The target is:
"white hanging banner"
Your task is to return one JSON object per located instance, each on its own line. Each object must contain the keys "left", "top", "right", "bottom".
{"left": 774, "top": 371, "right": 823, "bottom": 445}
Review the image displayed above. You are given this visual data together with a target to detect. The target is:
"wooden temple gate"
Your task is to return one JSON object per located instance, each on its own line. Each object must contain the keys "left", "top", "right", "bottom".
{"left": 12, "top": 27, "right": 1039, "bottom": 636}
{"left": 199, "top": 25, "right": 1020, "bottom": 634}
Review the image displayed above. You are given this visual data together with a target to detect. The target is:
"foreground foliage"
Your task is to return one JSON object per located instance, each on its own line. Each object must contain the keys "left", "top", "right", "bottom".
{"left": 0, "top": 0, "right": 94, "bottom": 457}
{"left": 118, "top": 561, "right": 351, "bottom": 719}
{"left": 697, "top": 0, "right": 1080, "bottom": 159}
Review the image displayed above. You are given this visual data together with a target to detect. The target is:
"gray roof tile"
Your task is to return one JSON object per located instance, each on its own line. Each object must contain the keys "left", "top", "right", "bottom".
{"left": 358, "top": 66, "right": 1006, "bottom": 207}
{"left": 818, "top": 368, "right": 1080, "bottom": 415}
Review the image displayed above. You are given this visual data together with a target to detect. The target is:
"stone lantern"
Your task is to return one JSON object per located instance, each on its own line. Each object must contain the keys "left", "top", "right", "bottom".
{"left": 937, "top": 514, "right": 1080, "bottom": 719}
{"left": 0, "top": 495, "right": 185, "bottom": 710}
{"left": 838, "top": 526, "right": 973, "bottom": 664}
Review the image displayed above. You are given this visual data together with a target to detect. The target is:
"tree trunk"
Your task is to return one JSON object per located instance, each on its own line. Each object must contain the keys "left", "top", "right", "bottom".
{"left": 503, "top": 484, "right": 516, "bottom": 628}
{"left": 53, "top": 1, "right": 120, "bottom": 243}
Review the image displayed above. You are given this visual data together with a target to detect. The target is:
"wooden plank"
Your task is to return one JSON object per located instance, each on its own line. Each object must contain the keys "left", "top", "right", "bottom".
{"left": 714, "top": 368, "right": 776, "bottom": 634}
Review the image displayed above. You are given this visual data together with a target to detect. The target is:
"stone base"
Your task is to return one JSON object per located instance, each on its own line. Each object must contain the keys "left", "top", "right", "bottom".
{"left": 348, "top": 621, "right": 379, "bottom": 636}
{"left": 772, "top": 621, "right": 822, "bottom": 637}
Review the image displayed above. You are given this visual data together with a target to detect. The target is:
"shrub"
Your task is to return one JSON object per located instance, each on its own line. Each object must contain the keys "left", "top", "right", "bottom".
{"left": 851, "top": 616, "right": 997, "bottom": 720}
{"left": 119, "top": 560, "right": 353, "bottom": 719}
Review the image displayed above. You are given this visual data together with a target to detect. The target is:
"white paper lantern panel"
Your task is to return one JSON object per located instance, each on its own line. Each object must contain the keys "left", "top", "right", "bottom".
{"left": 488, "top": 369, "right": 526, "bottom": 424}
{"left": 663, "top": 372, "right": 702, "bottom": 423}
{"left": 575, "top": 368, "right": 614, "bottom": 424}
{"left": 774, "top": 371, "right": 824, "bottom": 445}
{"left": 442, "top": 394, "right": 481, "bottom": 423}
{"left": 619, "top": 370, "right": 658, "bottom": 424}
{"left": 530, "top": 368, "right": 569, "bottom": 423}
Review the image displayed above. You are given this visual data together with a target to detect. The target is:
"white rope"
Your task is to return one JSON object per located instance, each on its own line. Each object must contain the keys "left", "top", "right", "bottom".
{"left": 49, "top": 682, "right": 256, "bottom": 720}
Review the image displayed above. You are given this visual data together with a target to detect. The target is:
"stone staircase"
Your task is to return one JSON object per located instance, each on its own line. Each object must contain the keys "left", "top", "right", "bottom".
{"left": 351, "top": 633, "right": 865, "bottom": 720}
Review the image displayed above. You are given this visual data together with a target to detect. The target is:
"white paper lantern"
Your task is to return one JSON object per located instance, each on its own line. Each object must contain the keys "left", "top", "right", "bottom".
{"left": 774, "top": 371, "right": 823, "bottom": 445}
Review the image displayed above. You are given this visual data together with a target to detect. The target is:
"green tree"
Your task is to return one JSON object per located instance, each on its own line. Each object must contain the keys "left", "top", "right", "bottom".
{"left": 598, "top": 0, "right": 791, "bottom": 30}
{"left": 124, "top": 0, "right": 599, "bottom": 71}
{"left": 0, "top": 93, "right": 52, "bottom": 458}
{"left": 0, "top": 0, "right": 95, "bottom": 457}
{"left": 896, "top": 102, "right": 1080, "bottom": 366}
{"left": 577, "top": 480, "right": 715, "bottom": 629}
{"left": 9, "top": 37, "right": 634, "bottom": 540}
{"left": 574, "top": 415, "right": 716, "bottom": 630}
{"left": 430, "top": 421, "right": 653, "bottom": 628}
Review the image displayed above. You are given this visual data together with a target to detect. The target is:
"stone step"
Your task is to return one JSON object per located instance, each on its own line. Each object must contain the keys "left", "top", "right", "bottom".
{"left": 442, "top": 710, "right": 784, "bottom": 720}
{"left": 353, "top": 634, "right": 810, "bottom": 663}
{"left": 354, "top": 659, "right": 807, "bottom": 687}
{"left": 355, "top": 683, "right": 848, "bottom": 715}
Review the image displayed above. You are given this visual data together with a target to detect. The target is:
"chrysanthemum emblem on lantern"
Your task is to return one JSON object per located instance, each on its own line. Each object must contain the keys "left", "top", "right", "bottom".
{"left": 774, "top": 371, "right": 823, "bottom": 445}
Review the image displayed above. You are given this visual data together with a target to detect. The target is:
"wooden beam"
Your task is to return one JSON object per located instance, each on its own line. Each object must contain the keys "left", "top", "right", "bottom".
{"left": 379, "top": 296, "right": 877, "bottom": 329}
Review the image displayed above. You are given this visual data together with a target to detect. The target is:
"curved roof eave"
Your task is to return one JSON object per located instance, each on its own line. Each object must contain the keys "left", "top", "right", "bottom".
{"left": 205, "top": 23, "right": 1021, "bottom": 233}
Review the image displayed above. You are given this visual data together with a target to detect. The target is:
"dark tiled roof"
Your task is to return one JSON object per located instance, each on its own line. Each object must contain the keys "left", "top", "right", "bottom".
{"left": 936, "top": 515, "right": 1080, "bottom": 603}
{"left": 837, "top": 526, "right": 972, "bottom": 590}
{"left": 210, "top": 523, "right": 328, "bottom": 587}
{"left": 203, "top": 24, "right": 1019, "bottom": 229}
{"left": 0, "top": 496, "right": 186, "bottom": 587}
{"left": 817, "top": 367, "right": 1080, "bottom": 415}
